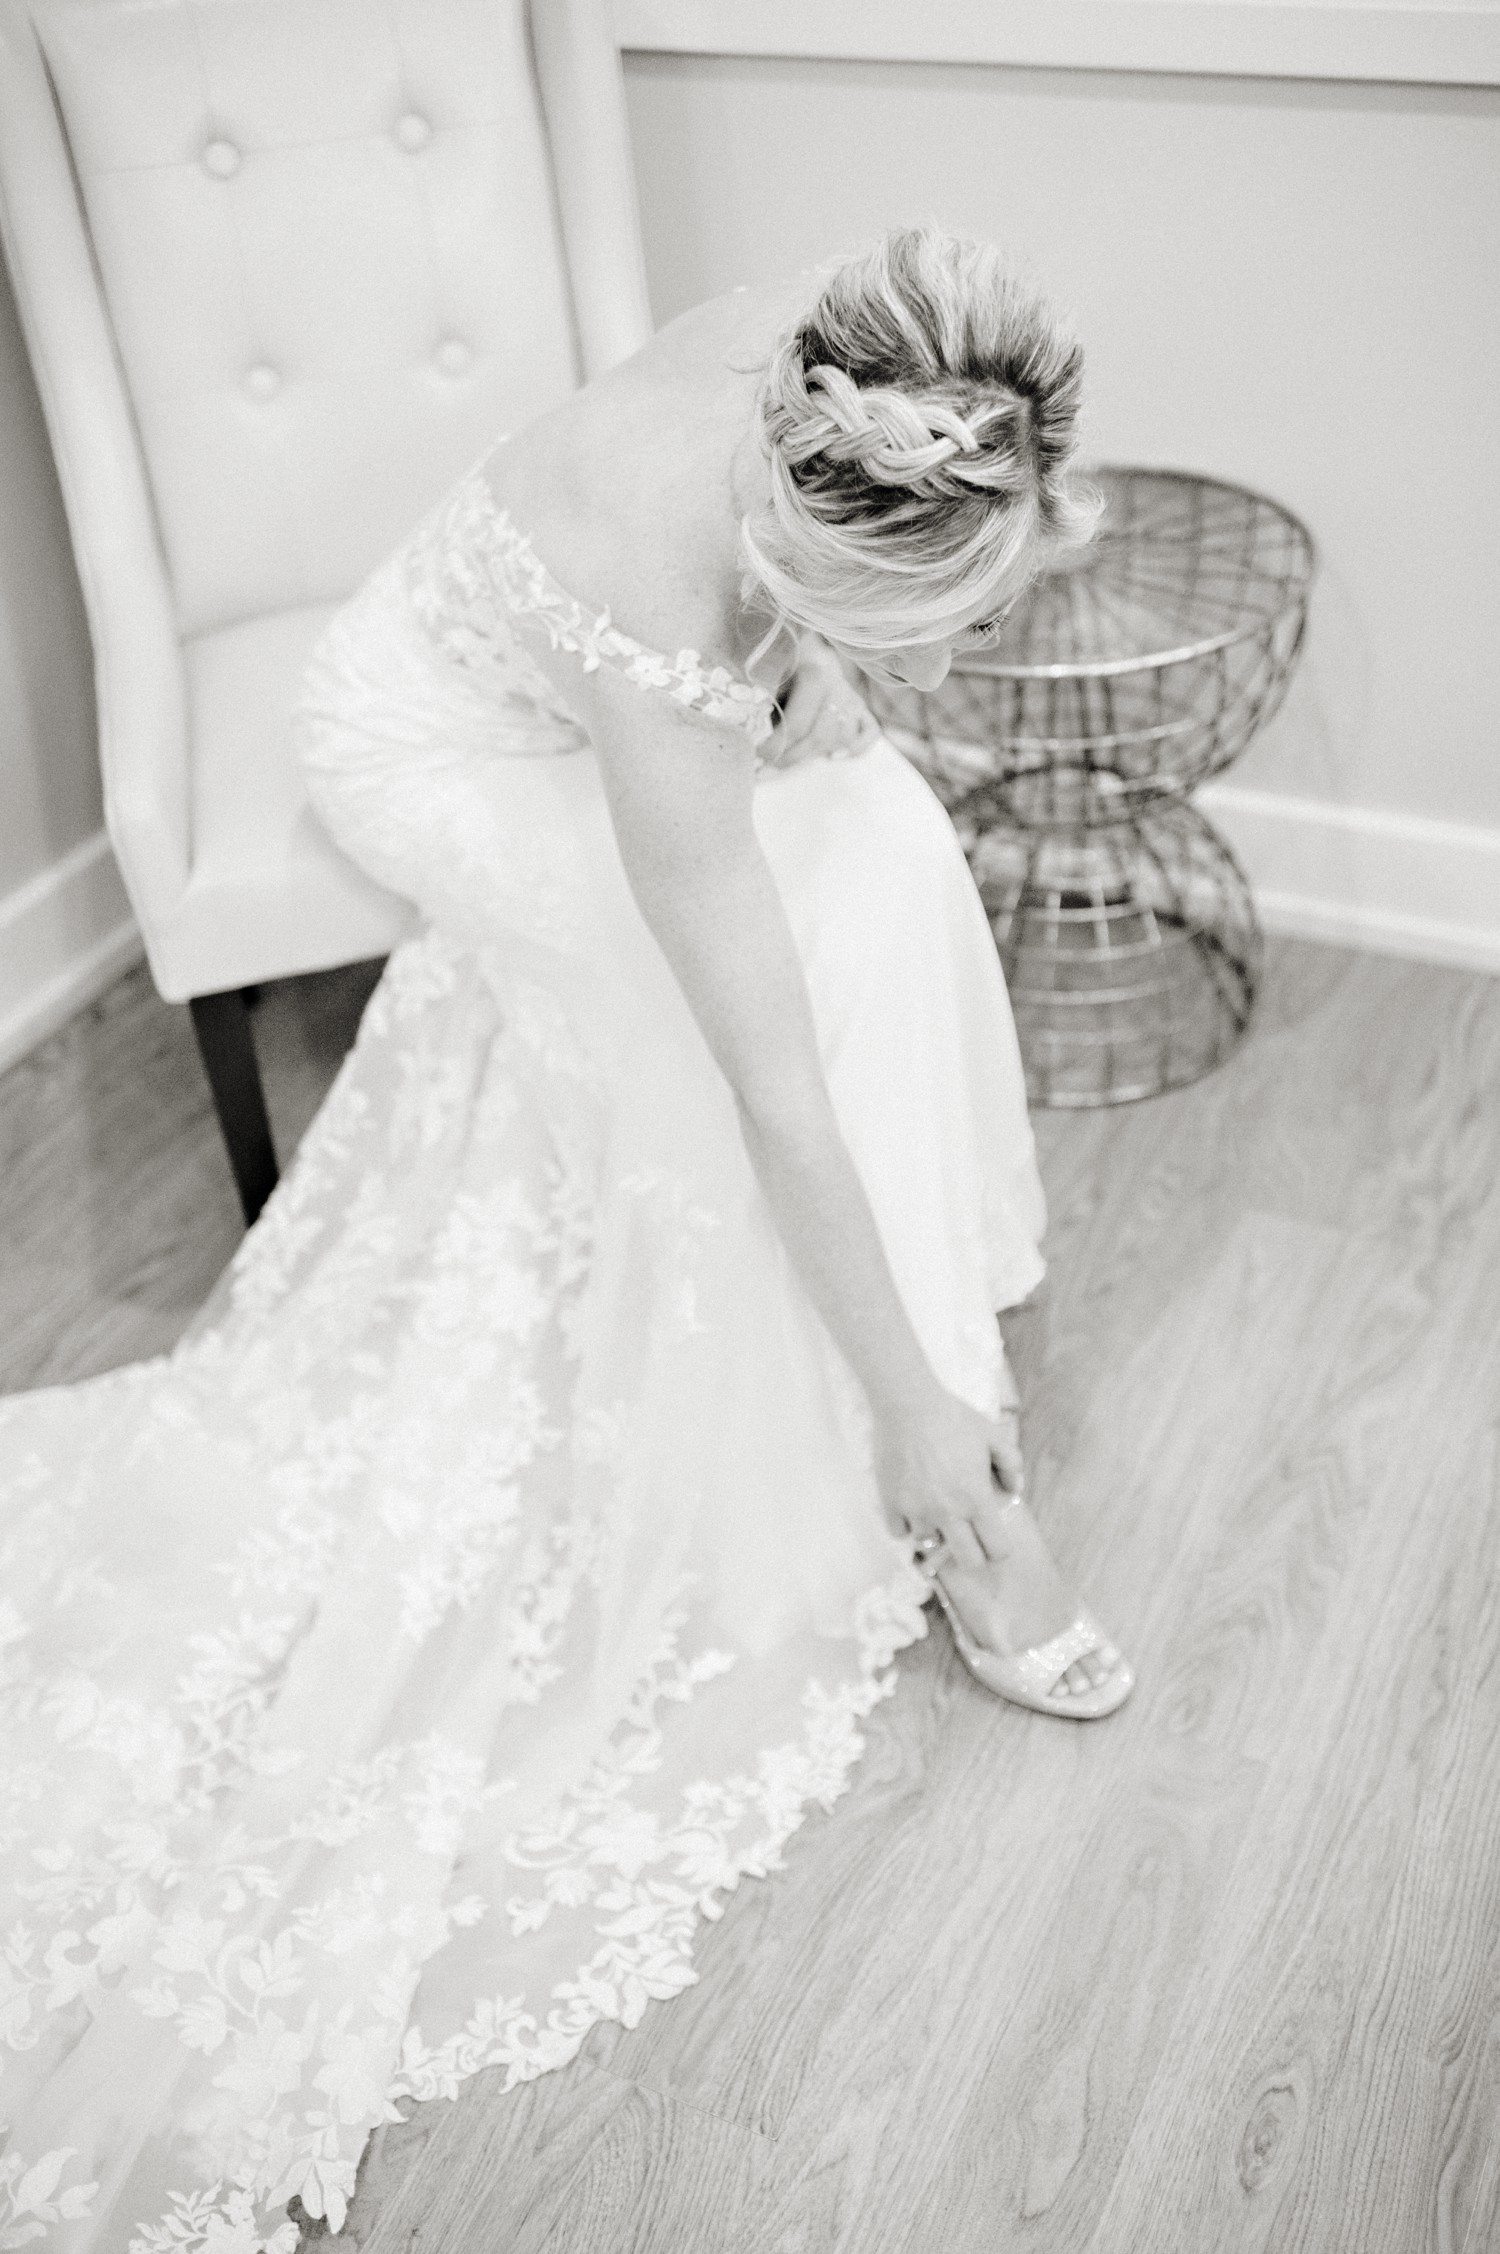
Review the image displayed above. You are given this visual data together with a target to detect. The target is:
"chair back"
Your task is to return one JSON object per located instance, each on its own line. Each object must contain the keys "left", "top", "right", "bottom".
{"left": 0, "top": 0, "right": 651, "bottom": 990}
{"left": 11, "top": 0, "right": 641, "bottom": 640}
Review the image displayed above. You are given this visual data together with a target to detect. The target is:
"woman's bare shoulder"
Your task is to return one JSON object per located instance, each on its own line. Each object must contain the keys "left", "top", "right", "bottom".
{"left": 653, "top": 264, "right": 826, "bottom": 350}
{"left": 485, "top": 264, "right": 822, "bottom": 510}
{"left": 474, "top": 275, "right": 818, "bottom": 672}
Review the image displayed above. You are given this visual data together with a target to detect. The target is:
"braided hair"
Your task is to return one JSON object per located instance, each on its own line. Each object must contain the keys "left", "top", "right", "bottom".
{"left": 740, "top": 225, "right": 1100, "bottom": 663}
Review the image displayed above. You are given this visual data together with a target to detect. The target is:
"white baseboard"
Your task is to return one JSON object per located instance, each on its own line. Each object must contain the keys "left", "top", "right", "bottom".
{"left": 1197, "top": 783, "right": 1500, "bottom": 980}
{"left": 0, "top": 830, "right": 144, "bottom": 1077}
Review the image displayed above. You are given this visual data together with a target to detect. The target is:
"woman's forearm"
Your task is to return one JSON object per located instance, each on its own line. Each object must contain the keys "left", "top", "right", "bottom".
{"left": 735, "top": 1083, "right": 941, "bottom": 1428}
{"left": 578, "top": 668, "right": 946, "bottom": 1426}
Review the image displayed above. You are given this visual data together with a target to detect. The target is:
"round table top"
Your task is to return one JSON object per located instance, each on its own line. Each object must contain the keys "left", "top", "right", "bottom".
{"left": 959, "top": 465, "right": 1315, "bottom": 683}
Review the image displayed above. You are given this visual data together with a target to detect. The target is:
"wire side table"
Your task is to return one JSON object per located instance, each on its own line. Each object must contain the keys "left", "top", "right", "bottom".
{"left": 867, "top": 467, "right": 1316, "bottom": 1107}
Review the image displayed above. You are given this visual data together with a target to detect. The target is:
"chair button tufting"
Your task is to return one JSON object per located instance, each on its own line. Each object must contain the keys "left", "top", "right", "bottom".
{"left": 394, "top": 110, "right": 432, "bottom": 152}
{"left": 435, "top": 337, "right": 471, "bottom": 376}
{"left": 202, "top": 137, "right": 241, "bottom": 179}
{"left": 244, "top": 362, "right": 281, "bottom": 401}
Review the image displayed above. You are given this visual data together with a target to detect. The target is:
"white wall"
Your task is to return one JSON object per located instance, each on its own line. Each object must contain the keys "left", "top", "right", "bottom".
{"left": 0, "top": 252, "right": 138, "bottom": 1069}
{"left": 622, "top": 49, "right": 1500, "bottom": 969}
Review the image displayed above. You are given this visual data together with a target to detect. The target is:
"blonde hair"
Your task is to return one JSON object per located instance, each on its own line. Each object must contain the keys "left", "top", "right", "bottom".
{"left": 739, "top": 225, "right": 1100, "bottom": 668}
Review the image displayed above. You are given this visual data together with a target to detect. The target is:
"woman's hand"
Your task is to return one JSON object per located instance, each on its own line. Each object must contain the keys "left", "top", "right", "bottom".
{"left": 872, "top": 1377, "right": 1026, "bottom": 1572}
{"left": 765, "top": 633, "right": 882, "bottom": 768}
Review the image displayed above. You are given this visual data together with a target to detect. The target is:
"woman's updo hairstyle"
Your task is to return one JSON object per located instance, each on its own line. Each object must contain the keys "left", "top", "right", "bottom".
{"left": 739, "top": 224, "right": 1101, "bottom": 662}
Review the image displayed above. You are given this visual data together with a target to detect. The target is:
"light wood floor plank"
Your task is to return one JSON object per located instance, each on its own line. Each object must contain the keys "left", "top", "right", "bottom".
{"left": 1075, "top": 1371, "right": 1500, "bottom": 2250}
{"left": 932, "top": 1255, "right": 1500, "bottom": 2253}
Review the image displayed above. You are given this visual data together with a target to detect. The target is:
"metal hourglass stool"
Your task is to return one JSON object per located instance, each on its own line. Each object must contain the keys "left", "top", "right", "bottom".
{"left": 868, "top": 468, "right": 1316, "bottom": 1107}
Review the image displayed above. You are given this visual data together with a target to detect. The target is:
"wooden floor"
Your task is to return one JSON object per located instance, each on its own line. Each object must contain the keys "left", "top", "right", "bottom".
{"left": 2, "top": 937, "right": 1497, "bottom": 2254}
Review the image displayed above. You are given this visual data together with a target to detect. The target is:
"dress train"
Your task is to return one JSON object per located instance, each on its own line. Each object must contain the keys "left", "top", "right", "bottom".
{"left": 0, "top": 458, "right": 1045, "bottom": 2252}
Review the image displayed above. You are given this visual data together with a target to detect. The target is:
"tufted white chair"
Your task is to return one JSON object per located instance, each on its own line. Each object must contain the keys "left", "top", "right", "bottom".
{"left": 0, "top": 0, "right": 652, "bottom": 1220}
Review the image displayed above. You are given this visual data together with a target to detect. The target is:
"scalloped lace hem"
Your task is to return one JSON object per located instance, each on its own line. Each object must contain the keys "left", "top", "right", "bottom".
{"left": 124, "top": 1567, "right": 933, "bottom": 2254}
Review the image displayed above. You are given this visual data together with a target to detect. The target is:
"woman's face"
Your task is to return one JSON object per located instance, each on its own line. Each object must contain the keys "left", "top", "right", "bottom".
{"left": 853, "top": 640, "right": 962, "bottom": 692}
{"left": 831, "top": 574, "right": 1019, "bottom": 692}
{"left": 842, "top": 603, "right": 1012, "bottom": 693}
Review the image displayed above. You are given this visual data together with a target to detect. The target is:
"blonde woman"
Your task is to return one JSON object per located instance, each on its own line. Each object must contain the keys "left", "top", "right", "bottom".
{"left": 0, "top": 228, "right": 1130, "bottom": 2249}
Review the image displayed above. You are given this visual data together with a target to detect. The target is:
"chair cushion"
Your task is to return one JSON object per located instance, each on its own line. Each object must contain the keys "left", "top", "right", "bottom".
{"left": 154, "top": 602, "right": 414, "bottom": 999}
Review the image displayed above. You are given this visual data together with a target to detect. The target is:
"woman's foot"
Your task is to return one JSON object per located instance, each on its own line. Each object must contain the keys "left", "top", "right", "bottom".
{"left": 932, "top": 1492, "right": 1127, "bottom": 1704}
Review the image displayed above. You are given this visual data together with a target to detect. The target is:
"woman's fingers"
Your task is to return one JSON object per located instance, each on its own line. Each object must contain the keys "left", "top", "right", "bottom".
{"left": 938, "top": 1517, "right": 987, "bottom": 1573}
{"left": 884, "top": 1386, "right": 1028, "bottom": 1575}
{"left": 973, "top": 1485, "right": 1020, "bottom": 1561}
{"left": 989, "top": 1409, "right": 1025, "bottom": 1497}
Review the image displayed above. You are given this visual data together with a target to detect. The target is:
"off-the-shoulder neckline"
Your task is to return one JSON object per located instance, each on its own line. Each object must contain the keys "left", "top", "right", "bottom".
{"left": 459, "top": 444, "right": 777, "bottom": 734}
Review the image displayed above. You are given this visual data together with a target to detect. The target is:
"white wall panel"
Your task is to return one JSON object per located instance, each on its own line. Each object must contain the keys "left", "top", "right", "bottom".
{"left": 615, "top": 0, "right": 1500, "bottom": 89}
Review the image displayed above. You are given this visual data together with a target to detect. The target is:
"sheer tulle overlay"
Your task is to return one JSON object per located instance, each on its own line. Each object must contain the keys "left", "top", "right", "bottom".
{"left": 0, "top": 452, "right": 1046, "bottom": 2252}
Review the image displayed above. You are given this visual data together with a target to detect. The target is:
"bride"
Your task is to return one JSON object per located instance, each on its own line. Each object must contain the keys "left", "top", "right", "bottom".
{"left": 0, "top": 225, "right": 1131, "bottom": 2252}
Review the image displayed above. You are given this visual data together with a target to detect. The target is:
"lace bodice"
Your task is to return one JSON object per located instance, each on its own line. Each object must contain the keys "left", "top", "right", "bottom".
{"left": 402, "top": 463, "right": 778, "bottom": 750}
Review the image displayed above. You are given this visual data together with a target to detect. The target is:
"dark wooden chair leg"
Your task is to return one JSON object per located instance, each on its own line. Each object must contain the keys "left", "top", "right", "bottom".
{"left": 188, "top": 988, "right": 279, "bottom": 1227}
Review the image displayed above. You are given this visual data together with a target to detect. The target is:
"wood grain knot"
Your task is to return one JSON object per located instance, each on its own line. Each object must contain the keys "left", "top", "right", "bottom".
{"left": 1236, "top": 2081, "right": 1301, "bottom": 2194}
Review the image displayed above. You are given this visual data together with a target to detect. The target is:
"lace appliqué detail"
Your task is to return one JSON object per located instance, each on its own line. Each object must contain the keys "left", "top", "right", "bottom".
{"left": 405, "top": 473, "right": 777, "bottom": 749}
{"left": 388, "top": 1576, "right": 930, "bottom": 2107}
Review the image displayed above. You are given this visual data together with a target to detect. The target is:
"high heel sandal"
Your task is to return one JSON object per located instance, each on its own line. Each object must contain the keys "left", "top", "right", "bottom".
{"left": 913, "top": 1489, "right": 1135, "bottom": 1722}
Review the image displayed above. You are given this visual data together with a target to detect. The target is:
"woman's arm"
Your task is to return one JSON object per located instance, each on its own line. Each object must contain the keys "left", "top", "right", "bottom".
{"left": 571, "top": 663, "right": 1021, "bottom": 1570}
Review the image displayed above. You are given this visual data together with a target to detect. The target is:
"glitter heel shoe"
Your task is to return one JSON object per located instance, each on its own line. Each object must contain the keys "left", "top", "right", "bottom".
{"left": 917, "top": 1494, "right": 1135, "bottom": 1722}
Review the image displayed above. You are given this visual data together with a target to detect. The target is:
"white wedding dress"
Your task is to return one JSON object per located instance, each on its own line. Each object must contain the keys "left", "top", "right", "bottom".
{"left": 0, "top": 442, "right": 1046, "bottom": 2254}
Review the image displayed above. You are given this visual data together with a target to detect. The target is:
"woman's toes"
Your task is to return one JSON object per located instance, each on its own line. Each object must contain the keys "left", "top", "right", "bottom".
{"left": 1061, "top": 1651, "right": 1115, "bottom": 1696}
